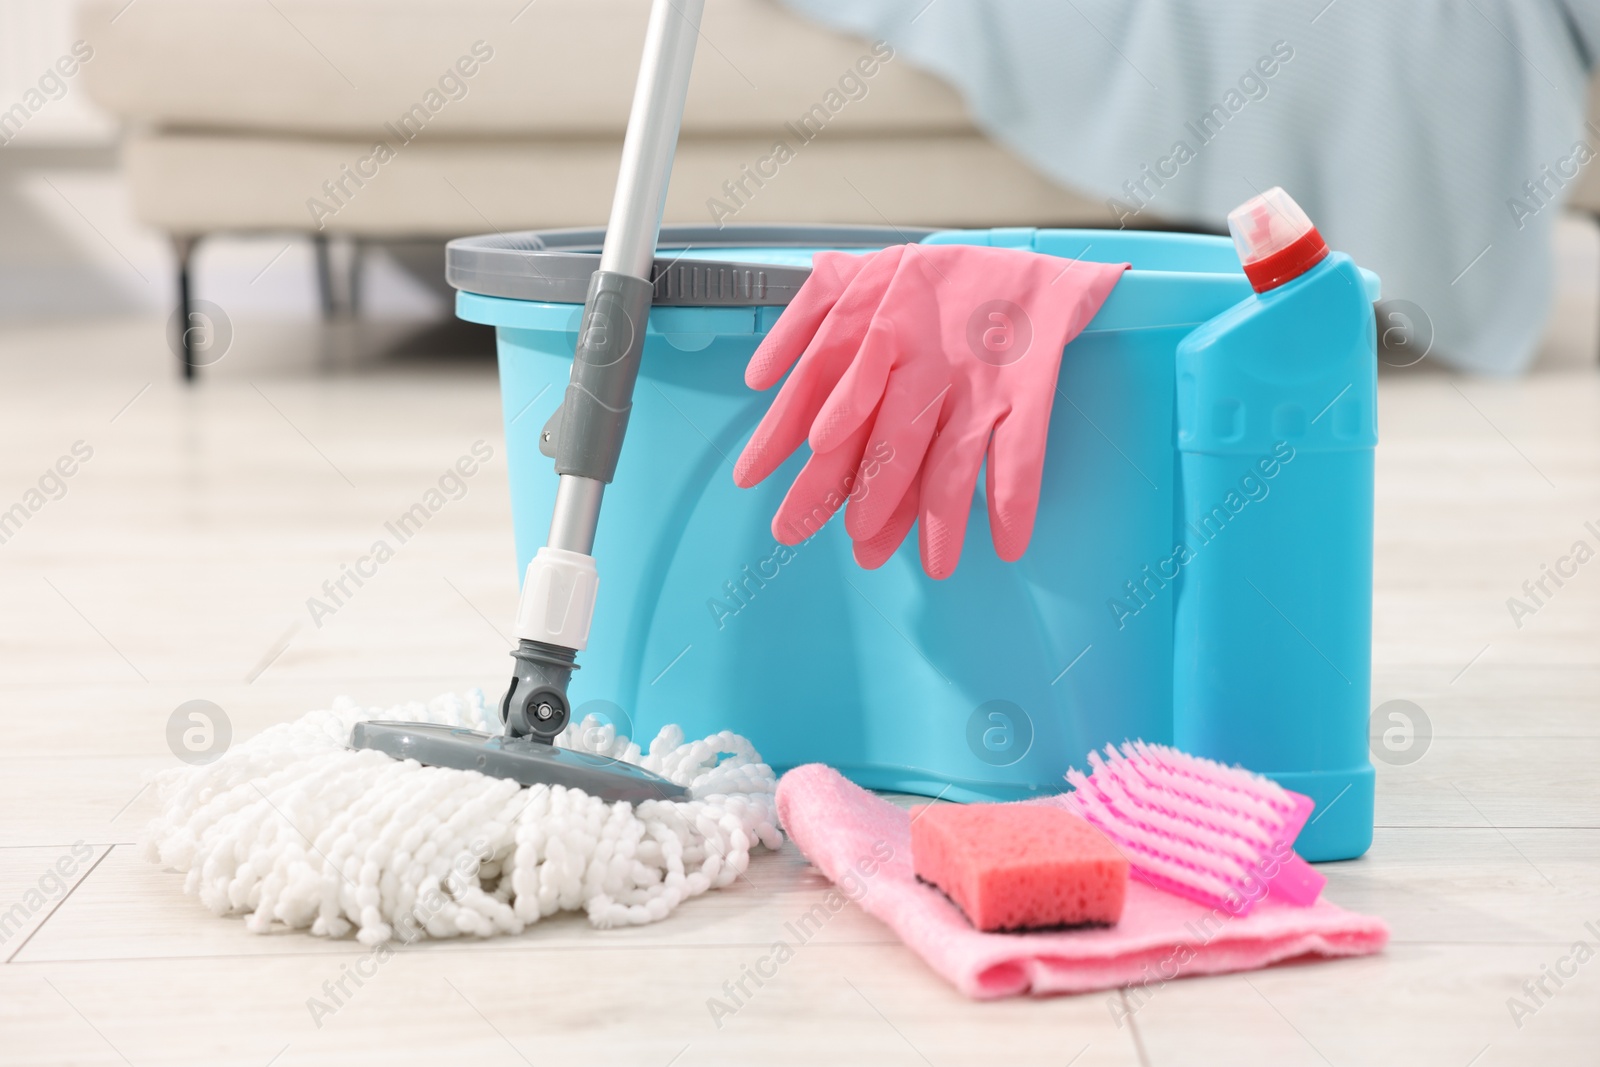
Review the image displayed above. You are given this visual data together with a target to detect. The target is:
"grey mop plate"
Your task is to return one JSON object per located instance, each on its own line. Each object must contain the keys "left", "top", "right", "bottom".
{"left": 351, "top": 721, "right": 689, "bottom": 804}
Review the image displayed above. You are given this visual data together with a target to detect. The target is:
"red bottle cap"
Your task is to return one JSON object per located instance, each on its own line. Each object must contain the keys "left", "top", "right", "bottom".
{"left": 1228, "top": 187, "right": 1329, "bottom": 293}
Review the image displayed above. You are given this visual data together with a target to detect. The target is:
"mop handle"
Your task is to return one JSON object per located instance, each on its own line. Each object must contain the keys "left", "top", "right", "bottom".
{"left": 544, "top": 0, "right": 705, "bottom": 554}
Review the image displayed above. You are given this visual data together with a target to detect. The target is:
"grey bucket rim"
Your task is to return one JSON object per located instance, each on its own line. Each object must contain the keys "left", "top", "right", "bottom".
{"left": 445, "top": 223, "right": 933, "bottom": 307}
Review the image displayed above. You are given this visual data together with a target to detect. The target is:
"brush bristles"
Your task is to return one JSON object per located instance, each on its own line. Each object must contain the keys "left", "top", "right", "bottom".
{"left": 1063, "top": 742, "right": 1304, "bottom": 915}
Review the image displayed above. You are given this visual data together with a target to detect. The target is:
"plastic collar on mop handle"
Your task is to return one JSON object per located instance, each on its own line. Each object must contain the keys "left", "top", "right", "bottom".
{"left": 549, "top": 270, "right": 656, "bottom": 483}
{"left": 1228, "top": 186, "right": 1328, "bottom": 293}
{"left": 514, "top": 547, "right": 598, "bottom": 650}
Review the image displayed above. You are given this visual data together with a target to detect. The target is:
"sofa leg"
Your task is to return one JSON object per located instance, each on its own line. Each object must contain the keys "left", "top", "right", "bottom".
{"left": 173, "top": 235, "right": 198, "bottom": 382}
{"left": 314, "top": 233, "right": 336, "bottom": 320}
{"left": 348, "top": 239, "right": 364, "bottom": 318}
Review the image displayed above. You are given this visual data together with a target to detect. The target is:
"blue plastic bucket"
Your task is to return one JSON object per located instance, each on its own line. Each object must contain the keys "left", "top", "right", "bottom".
{"left": 451, "top": 224, "right": 1378, "bottom": 859}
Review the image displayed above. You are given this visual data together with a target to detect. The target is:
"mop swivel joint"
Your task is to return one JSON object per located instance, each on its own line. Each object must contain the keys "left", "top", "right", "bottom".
{"left": 501, "top": 639, "right": 578, "bottom": 742}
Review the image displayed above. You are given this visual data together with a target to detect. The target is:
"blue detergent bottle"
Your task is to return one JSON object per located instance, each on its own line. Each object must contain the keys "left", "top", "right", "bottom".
{"left": 1172, "top": 188, "right": 1377, "bottom": 861}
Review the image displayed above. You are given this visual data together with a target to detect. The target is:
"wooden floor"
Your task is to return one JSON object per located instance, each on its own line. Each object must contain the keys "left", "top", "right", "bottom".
{"left": 0, "top": 311, "right": 1596, "bottom": 1067}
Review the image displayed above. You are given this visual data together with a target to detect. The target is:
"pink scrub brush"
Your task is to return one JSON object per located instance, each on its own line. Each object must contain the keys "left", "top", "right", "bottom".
{"left": 1059, "top": 741, "right": 1326, "bottom": 916}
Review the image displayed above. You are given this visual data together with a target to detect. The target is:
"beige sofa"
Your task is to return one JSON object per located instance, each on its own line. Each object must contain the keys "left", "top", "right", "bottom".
{"left": 78, "top": 0, "right": 1112, "bottom": 376}
{"left": 81, "top": 0, "right": 1102, "bottom": 232}
{"left": 76, "top": 0, "right": 1600, "bottom": 377}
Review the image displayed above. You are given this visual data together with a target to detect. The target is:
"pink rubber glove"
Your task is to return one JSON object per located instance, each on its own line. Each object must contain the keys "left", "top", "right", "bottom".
{"left": 823, "top": 246, "right": 1126, "bottom": 577}
{"left": 732, "top": 247, "right": 907, "bottom": 542}
{"left": 738, "top": 243, "right": 1126, "bottom": 578}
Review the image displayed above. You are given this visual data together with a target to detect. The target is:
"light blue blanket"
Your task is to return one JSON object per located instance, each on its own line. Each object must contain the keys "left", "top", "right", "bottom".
{"left": 781, "top": 0, "right": 1600, "bottom": 375}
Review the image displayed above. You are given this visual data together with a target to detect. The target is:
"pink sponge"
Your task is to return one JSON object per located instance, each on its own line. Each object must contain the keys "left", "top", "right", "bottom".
{"left": 911, "top": 803, "right": 1128, "bottom": 931}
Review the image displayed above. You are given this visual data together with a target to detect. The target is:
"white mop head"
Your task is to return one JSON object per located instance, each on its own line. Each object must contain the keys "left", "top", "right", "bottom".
{"left": 142, "top": 691, "right": 782, "bottom": 944}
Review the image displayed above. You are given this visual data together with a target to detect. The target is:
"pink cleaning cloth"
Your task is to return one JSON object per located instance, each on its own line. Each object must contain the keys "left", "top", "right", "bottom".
{"left": 776, "top": 764, "right": 1389, "bottom": 1000}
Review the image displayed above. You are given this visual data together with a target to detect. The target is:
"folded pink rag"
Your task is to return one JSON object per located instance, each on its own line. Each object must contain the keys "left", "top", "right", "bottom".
{"left": 775, "top": 764, "right": 1389, "bottom": 999}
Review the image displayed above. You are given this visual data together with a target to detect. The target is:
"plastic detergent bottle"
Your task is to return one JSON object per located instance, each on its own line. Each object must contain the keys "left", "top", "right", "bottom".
{"left": 1172, "top": 188, "right": 1377, "bottom": 862}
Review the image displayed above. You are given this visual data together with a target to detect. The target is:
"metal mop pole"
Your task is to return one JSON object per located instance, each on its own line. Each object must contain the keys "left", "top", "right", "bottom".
{"left": 500, "top": 0, "right": 706, "bottom": 740}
